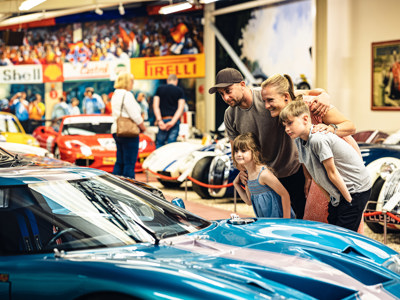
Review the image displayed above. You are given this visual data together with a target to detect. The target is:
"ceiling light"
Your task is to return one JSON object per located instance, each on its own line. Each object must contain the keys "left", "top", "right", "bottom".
{"left": 118, "top": 3, "right": 125, "bottom": 15}
{"left": 159, "top": 2, "right": 192, "bottom": 15}
{"left": 19, "top": 0, "right": 46, "bottom": 11}
{"left": 95, "top": 7, "right": 103, "bottom": 15}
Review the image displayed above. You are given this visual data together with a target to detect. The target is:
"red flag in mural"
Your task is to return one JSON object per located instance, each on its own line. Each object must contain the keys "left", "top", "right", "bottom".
{"left": 170, "top": 23, "right": 188, "bottom": 44}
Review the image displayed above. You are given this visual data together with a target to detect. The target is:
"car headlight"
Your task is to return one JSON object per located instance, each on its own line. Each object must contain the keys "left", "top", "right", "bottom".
{"left": 383, "top": 254, "right": 400, "bottom": 275}
{"left": 380, "top": 162, "right": 397, "bottom": 180}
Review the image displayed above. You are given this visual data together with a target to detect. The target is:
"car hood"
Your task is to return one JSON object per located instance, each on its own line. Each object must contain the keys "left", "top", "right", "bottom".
{"left": 60, "top": 135, "right": 116, "bottom": 152}
{"left": 53, "top": 219, "right": 400, "bottom": 299}
{"left": 1, "top": 132, "right": 39, "bottom": 146}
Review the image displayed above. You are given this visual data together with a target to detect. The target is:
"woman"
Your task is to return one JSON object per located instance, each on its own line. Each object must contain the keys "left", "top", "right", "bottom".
{"left": 111, "top": 72, "right": 146, "bottom": 179}
{"left": 260, "top": 74, "right": 364, "bottom": 232}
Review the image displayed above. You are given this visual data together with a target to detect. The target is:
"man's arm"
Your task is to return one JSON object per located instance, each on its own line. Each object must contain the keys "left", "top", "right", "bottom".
{"left": 322, "top": 157, "right": 352, "bottom": 202}
{"left": 165, "top": 98, "right": 185, "bottom": 130}
{"left": 153, "top": 95, "right": 162, "bottom": 123}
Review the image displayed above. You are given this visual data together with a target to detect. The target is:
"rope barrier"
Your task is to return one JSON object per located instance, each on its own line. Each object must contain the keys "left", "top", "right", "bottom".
{"left": 146, "top": 168, "right": 179, "bottom": 180}
{"left": 145, "top": 169, "right": 233, "bottom": 189}
{"left": 363, "top": 211, "right": 382, "bottom": 217}
{"left": 187, "top": 175, "right": 234, "bottom": 189}
{"left": 387, "top": 212, "right": 400, "bottom": 223}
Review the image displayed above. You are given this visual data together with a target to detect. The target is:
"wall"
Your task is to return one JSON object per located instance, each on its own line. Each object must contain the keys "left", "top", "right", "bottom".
{"left": 325, "top": 0, "right": 400, "bottom": 133}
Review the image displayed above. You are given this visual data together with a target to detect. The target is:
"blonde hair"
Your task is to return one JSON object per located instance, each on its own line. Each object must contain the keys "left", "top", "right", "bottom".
{"left": 232, "top": 133, "right": 265, "bottom": 169}
{"left": 114, "top": 72, "right": 134, "bottom": 90}
{"left": 261, "top": 74, "right": 295, "bottom": 100}
{"left": 279, "top": 97, "right": 310, "bottom": 123}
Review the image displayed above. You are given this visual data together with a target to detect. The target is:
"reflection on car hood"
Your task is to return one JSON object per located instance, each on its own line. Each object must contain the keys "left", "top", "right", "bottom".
{"left": 57, "top": 219, "right": 400, "bottom": 299}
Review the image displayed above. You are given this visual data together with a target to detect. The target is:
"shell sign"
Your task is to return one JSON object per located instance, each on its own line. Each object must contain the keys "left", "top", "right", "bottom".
{"left": 42, "top": 64, "right": 63, "bottom": 82}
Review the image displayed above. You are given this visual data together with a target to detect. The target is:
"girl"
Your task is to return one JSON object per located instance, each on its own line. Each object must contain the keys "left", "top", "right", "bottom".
{"left": 232, "top": 133, "right": 295, "bottom": 219}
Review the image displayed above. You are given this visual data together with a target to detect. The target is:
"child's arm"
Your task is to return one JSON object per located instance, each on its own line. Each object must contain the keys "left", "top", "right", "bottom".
{"left": 259, "top": 169, "right": 292, "bottom": 218}
{"left": 302, "top": 164, "right": 312, "bottom": 197}
{"left": 322, "top": 157, "right": 352, "bottom": 202}
{"left": 233, "top": 173, "right": 252, "bottom": 206}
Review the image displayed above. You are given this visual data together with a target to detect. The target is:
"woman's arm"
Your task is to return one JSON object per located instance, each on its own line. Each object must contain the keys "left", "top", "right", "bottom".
{"left": 296, "top": 89, "right": 330, "bottom": 117}
{"left": 312, "top": 107, "right": 356, "bottom": 137}
{"left": 260, "top": 169, "right": 292, "bottom": 218}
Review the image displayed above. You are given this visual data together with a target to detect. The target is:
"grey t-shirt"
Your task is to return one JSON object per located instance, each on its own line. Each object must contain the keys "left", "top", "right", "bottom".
{"left": 295, "top": 128, "right": 371, "bottom": 201}
{"left": 224, "top": 87, "right": 300, "bottom": 178}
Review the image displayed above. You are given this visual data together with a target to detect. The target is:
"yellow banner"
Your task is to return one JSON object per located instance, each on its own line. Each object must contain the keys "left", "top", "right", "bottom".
{"left": 131, "top": 53, "right": 205, "bottom": 80}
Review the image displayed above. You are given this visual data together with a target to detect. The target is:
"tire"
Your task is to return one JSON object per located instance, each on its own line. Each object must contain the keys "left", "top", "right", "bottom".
{"left": 297, "top": 82, "right": 311, "bottom": 90}
{"left": 158, "top": 179, "right": 182, "bottom": 189}
{"left": 54, "top": 145, "right": 61, "bottom": 159}
{"left": 192, "top": 156, "right": 213, "bottom": 199}
{"left": 365, "top": 177, "right": 385, "bottom": 233}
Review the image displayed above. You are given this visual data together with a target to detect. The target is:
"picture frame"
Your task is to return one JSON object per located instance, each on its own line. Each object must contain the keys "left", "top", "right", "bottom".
{"left": 371, "top": 40, "right": 400, "bottom": 110}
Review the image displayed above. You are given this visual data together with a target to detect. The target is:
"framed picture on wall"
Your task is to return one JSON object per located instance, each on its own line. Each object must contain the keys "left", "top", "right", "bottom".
{"left": 371, "top": 40, "right": 400, "bottom": 110}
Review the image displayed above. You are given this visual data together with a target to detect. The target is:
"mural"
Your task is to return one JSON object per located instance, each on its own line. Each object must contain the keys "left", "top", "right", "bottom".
{"left": 215, "top": 0, "right": 313, "bottom": 127}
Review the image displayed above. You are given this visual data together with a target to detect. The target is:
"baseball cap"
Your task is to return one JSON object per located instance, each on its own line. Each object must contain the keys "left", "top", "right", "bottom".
{"left": 208, "top": 68, "right": 244, "bottom": 94}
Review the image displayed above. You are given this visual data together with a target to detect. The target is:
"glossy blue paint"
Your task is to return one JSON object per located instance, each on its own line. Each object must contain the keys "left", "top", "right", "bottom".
{"left": 1, "top": 165, "right": 400, "bottom": 300}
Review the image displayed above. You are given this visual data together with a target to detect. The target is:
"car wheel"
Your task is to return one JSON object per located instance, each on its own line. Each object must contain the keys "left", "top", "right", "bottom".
{"left": 157, "top": 179, "right": 182, "bottom": 189}
{"left": 54, "top": 145, "right": 61, "bottom": 159}
{"left": 365, "top": 177, "right": 385, "bottom": 233}
{"left": 192, "top": 156, "right": 213, "bottom": 199}
{"left": 297, "top": 82, "right": 311, "bottom": 90}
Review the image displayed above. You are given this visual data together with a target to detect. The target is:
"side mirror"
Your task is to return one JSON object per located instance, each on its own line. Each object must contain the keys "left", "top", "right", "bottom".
{"left": 171, "top": 198, "right": 185, "bottom": 209}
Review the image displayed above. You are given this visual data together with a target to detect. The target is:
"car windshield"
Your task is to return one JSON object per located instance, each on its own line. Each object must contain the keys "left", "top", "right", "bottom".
{"left": 0, "top": 115, "right": 22, "bottom": 133}
{"left": 0, "top": 174, "right": 210, "bottom": 255}
{"left": 62, "top": 122, "right": 112, "bottom": 136}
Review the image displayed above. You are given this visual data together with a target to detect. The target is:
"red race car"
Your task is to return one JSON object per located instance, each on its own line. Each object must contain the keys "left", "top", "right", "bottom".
{"left": 33, "top": 114, "right": 155, "bottom": 172}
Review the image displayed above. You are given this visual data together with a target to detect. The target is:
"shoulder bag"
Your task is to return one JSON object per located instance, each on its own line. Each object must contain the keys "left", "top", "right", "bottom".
{"left": 116, "top": 92, "right": 140, "bottom": 138}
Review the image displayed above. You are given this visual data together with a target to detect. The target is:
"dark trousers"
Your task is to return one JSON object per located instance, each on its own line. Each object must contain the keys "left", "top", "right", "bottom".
{"left": 155, "top": 119, "right": 180, "bottom": 149}
{"left": 328, "top": 189, "right": 371, "bottom": 231}
{"left": 112, "top": 133, "right": 139, "bottom": 179}
{"left": 279, "top": 166, "right": 306, "bottom": 219}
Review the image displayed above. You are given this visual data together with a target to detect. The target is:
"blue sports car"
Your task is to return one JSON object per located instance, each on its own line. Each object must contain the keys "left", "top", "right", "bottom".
{"left": 1, "top": 151, "right": 400, "bottom": 299}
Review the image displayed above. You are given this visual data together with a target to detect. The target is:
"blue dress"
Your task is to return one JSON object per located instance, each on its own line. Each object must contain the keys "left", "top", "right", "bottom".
{"left": 247, "top": 167, "right": 295, "bottom": 218}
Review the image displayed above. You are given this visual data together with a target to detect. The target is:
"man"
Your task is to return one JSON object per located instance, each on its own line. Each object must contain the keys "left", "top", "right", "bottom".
{"left": 209, "top": 68, "right": 329, "bottom": 219}
{"left": 9, "top": 91, "right": 29, "bottom": 132}
{"left": 28, "top": 94, "right": 45, "bottom": 133}
{"left": 82, "top": 87, "right": 105, "bottom": 114}
{"left": 153, "top": 74, "right": 186, "bottom": 148}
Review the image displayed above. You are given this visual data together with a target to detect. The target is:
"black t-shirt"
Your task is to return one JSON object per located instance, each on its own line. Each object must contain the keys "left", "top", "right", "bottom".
{"left": 155, "top": 84, "right": 185, "bottom": 117}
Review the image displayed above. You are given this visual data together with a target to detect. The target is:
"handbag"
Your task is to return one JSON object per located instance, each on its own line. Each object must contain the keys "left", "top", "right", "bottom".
{"left": 116, "top": 92, "right": 140, "bottom": 138}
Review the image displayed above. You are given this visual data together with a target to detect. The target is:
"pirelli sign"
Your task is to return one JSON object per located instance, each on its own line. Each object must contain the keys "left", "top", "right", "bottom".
{"left": 131, "top": 53, "right": 205, "bottom": 79}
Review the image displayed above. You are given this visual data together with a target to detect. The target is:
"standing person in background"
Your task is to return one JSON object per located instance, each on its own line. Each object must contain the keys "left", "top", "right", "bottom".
{"left": 136, "top": 92, "right": 149, "bottom": 121}
{"left": 102, "top": 93, "right": 112, "bottom": 115}
{"left": 153, "top": 74, "right": 186, "bottom": 148}
{"left": 28, "top": 94, "right": 45, "bottom": 133}
{"left": 9, "top": 91, "right": 29, "bottom": 132}
{"left": 82, "top": 87, "right": 105, "bottom": 114}
{"left": 69, "top": 97, "right": 81, "bottom": 115}
{"left": 111, "top": 72, "right": 146, "bottom": 179}
{"left": 51, "top": 96, "right": 70, "bottom": 131}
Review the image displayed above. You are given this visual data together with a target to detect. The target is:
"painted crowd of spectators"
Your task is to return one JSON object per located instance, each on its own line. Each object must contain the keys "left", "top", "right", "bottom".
{"left": 0, "top": 14, "right": 203, "bottom": 66}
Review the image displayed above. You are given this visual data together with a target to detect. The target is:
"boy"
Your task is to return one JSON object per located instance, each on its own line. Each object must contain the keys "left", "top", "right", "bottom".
{"left": 279, "top": 100, "right": 371, "bottom": 231}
